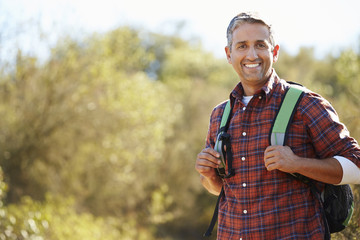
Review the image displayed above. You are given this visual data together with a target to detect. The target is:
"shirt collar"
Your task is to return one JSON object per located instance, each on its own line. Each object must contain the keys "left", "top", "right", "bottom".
{"left": 230, "top": 69, "right": 280, "bottom": 103}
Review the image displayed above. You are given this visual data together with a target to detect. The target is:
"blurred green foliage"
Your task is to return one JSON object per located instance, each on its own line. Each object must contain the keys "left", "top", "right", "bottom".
{"left": 0, "top": 25, "right": 359, "bottom": 239}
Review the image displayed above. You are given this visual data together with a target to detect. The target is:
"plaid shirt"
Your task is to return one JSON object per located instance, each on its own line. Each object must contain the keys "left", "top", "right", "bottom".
{"left": 206, "top": 70, "right": 360, "bottom": 239}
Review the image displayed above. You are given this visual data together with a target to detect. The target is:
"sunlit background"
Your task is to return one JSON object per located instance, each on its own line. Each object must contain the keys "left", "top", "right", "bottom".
{"left": 0, "top": 0, "right": 359, "bottom": 239}
{"left": 2, "top": 0, "right": 360, "bottom": 60}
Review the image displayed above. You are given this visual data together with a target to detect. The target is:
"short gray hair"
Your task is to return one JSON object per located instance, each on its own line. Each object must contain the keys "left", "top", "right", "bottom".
{"left": 226, "top": 12, "right": 275, "bottom": 51}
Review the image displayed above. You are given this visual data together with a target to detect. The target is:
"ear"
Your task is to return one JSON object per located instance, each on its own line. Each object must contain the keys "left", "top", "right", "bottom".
{"left": 272, "top": 45, "right": 280, "bottom": 63}
{"left": 225, "top": 46, "right": 232, "bottom": 64}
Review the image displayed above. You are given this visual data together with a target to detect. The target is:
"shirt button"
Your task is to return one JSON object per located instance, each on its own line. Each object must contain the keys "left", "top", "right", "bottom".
{"left": 242, "top": 132, "right": 246, "bottom": 136}
{"left": 259, "top": 96, "right": 262, "bottom": 99}
{"left": 242, "top": 107, "right": 246, "bottom": 111}
{"left": 241, "top": 157, "right": 246, "bottom": 161}
{"left": 243, "top": 210, "right": 248, "bottom": 214}
{"left": 242, "top": 183, "right": 247, "bottom": 187}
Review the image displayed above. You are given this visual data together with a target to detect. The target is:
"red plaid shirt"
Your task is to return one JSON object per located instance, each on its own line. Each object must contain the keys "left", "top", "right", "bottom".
{"left": 206, "top": 70, "right": 360, "bottom": 239}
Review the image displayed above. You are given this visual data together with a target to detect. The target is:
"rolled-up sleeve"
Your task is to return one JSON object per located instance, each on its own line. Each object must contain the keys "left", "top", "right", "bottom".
{"left": 302, "top": 92, "right": 360, "bottom": 168}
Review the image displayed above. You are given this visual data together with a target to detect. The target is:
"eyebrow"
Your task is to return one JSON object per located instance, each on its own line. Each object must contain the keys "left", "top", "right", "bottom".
{"left": 234, "top": 40, "right": 268, "bottom": 45}
{"left": 234, "top": 41, "right": 247, "bottom": 46}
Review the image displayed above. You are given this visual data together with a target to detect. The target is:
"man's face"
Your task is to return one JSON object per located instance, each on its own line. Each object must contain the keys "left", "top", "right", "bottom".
{"left": 225, "top": 22, "right": 279, "bottom": 91}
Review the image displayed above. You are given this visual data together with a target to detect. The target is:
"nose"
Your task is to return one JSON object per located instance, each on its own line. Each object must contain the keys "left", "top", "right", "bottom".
{"left": 246, "top": 46, "right": 258, "bottom": 60}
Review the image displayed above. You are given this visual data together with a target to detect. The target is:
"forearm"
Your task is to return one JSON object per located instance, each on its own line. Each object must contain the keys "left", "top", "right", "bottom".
{"left": 295, "top": 157, "right": 343, "bottom": 184}
{"left": 200, "top": 174, "right": 223, "bottom": 196}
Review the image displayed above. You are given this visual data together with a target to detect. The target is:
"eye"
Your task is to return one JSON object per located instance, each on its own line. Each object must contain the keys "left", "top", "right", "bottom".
{"left": 256, "top": 43, "right": 267, "bottom": 49}
{"left": 237, "top": 44, "right": 247, "bottom": 50}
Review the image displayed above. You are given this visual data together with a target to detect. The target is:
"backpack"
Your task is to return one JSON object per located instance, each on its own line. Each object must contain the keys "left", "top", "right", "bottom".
{"left": 204, "top": 85, "right": 354, "bottom": 239}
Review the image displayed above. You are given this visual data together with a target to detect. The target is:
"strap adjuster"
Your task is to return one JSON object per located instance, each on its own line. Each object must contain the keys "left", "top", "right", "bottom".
{"left": 215, "top": 132, "right": 234, "bottom": 179}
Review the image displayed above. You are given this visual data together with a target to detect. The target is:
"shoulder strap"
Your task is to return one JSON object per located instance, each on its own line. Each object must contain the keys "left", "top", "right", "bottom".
{"left": 203, "top": 187, "right": 224, "bottom": 237}
{"left": 270, "top": 85, "right": 304, "bottom": 146}
{"left": 214, "top": 100, "right": 231, "bottom": 156}
{"left": 219, "top": 100, "right": 231, "bottom": 130}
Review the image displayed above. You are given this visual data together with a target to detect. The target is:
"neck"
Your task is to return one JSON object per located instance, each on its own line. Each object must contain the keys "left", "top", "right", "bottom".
{"left": 242, "top": 82, "right": 264, "bottom": 96}
{"left": 241, "top": 70, "right": 273, "bottom": 96}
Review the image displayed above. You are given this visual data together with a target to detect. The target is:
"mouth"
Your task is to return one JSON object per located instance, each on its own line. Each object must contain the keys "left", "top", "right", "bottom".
{"left": 244, "top": 63, "right": 261, "bottom": 68}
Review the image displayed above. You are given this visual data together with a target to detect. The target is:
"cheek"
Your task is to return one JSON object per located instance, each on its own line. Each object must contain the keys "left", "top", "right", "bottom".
{"left": 230, "top": 54, "right": 242, "bottom": 65}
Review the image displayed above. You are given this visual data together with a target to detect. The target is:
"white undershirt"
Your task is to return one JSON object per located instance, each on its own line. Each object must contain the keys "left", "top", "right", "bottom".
{"left": 242, "top": 96, "right": 253, "bottom": 106}
{"left": 241, "top": 96, "right": 360, "bottom": 185}
{"left": 334, "top": 156, "right": 360, "bottom": 184}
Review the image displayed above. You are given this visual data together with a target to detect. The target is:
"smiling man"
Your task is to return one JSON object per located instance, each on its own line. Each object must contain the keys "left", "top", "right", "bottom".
{"left": 195, "top": 12, "right": 360, "bottom": 239}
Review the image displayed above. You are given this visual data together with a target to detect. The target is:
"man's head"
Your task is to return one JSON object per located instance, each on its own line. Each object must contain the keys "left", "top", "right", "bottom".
{"left": 224, "top": 12, "right": 280, "bottom": 95}
{"left": 226, "top": 12, "right": 275, "bottom": 52}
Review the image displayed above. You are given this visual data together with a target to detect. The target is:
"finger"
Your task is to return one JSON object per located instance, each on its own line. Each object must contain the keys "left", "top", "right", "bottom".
{"left": 203, "top": 147, "right": 221, "bottom": 159}
{"left": 198, "top": 148, "right": 221, "bottom": 164}
{"left": 264, "top": 148, "right": 277, "bottom": 162}
{"left": 196, "top": 157, "right": 220, "bottom": 169}
{"left": 266, "top": 162, "right": 278, "bottom": 171}
{"left": 264, "top": 145, "right": 278, "bottom": 154}
{"left": 195, "top": 160, "right": 219, "bottom": 177}
{"left": 195, "top": 164, "right": 216, "bottom": 175}
{"left": 264, "top": 151, "right": 280, "bottom": 168}
{"left": 264, "top": 156, "right": 275, "bottom": 169}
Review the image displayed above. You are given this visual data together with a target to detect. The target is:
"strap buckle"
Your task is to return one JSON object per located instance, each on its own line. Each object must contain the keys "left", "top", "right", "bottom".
{"left": 215, "top": 132, "right": 234, "bottom": 178}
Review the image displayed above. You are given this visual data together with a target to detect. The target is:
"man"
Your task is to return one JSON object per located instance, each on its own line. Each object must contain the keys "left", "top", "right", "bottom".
{"left": 195, "top": 12, "right": 360, "bottom": 239}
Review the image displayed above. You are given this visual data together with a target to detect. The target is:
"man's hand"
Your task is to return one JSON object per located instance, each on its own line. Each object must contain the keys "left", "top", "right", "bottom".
{"left": 195, "top": 148, "right": 223, "bottom": 195}
{"left": 195, "top": 148, "right": 221, "bottom": 178}
{"left": 264, "top": 145, "right": 300, "bottom": 173}
{"left": 264, "top": 145, "right": 343, "bottom": 184}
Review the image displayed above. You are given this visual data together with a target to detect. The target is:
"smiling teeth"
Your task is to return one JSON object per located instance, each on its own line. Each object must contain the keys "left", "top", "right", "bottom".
{"left": 245, "top": 64, "right": 260, "bottom": 68}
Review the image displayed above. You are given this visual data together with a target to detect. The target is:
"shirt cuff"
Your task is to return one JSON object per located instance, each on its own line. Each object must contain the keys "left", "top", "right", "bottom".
{"left": 334, "top": 156, "right": 360, "bottom": 185}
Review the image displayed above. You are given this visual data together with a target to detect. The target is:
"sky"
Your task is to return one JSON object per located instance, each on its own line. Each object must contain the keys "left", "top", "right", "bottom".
{"left": 1, "top": 0, "right": 360, "bottom": 61}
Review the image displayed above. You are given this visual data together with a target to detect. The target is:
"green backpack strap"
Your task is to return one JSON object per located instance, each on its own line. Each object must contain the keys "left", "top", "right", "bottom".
{"left": 219, "top": 100, "right": 231, "bottom": 129}
{"left": 214, "top": 100, "right": 231, "bottom": 168}
{"left": 214, "top": 100, "right": 234, "bottom": 178}
{"left": 270, "top": 85, "right": 304, "bottom": 146}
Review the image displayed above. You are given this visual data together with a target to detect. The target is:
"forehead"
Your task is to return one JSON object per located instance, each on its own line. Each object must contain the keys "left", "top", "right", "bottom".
{"left": 232, "top": 23, "right": 271, "bottom": 44}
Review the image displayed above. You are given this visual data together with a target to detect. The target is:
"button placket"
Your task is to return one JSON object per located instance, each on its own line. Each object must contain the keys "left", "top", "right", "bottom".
{"left": 237, "top": 98, "right": 249, "bottom": 221}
